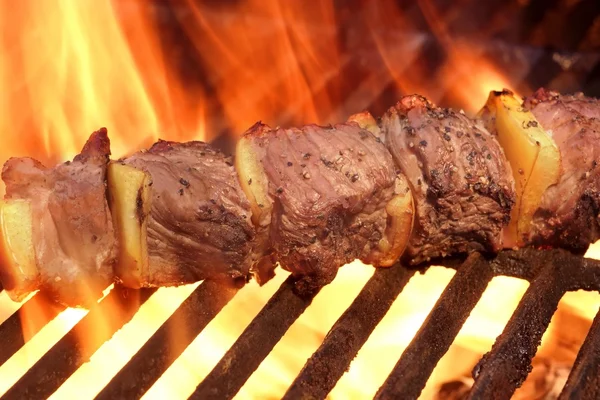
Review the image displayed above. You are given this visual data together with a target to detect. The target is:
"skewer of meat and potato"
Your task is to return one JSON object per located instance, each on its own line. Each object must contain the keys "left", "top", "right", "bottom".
{"left": 0, "top": 88, "right": 598, "bottom": 307}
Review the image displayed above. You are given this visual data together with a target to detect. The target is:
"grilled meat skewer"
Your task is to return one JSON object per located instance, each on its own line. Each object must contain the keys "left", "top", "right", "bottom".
{"left": 479, "top": 90, "right": 561, "bottom": 248}
{"left": 523, "top": 88, "right": 600, "bottom": 250}
{"left": 357, "top": 95, "right": 516, "bottom": 265}
{"left": 0, "top": 129, "right": 116, "bottom": 306}
{"left": 108, "top": 140, "right": 257, "bottom": 289}
{"left": 236, "top": 122, "right": 413, "bottom": 286}
{"left": 0, "top": 89, "right": 597, "bottom": 306}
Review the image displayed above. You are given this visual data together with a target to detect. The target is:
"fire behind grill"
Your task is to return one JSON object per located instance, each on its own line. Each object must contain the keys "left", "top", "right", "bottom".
{"left": 0, "top": 248, "right": 599, "bottom": 399}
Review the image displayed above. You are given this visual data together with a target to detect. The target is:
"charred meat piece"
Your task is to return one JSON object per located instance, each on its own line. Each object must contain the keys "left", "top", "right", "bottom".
{"left": 378, "top": 95, "right": 515, "bottom": 264}
{"left": 523, "top": 88, "right": 600, "bottom": 250}
{"left": 236, "top": 122, "right": 413, "bottom": 286}
{"left": 1, "top": 129, "right": 116, "bottom": 306}
{"left": 109, "top": 140, "right": 255, "bottom": 288}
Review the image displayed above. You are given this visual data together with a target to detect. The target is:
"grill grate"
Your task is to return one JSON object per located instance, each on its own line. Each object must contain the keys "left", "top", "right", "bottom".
{"left": 3, "top": 288, "right": 155, "bottom": 399}
{"left": 95, "top": 281, "right": 237, "bottom": 399}
{"left": 373, "top": 254, "right": 492, "bottom": 400}
{"left": 560, "top": 308, "right": 600, "bottom": 399}
{"left": 285, "top": 261, "right": 415, "bottom": 400}
{"left": 0, "top": 294, "right": 64, "bottom": 368}
{"left": 0, "top": 247, "right": 600, "bottom": 399}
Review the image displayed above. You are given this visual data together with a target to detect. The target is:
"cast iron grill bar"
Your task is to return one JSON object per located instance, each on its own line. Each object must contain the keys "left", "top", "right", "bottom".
{"left": 374, "top": 253, "right": 493, "bottom": 400}
{"left": 466, "top": 261, "right": 567, "bottom": 400}
{"left": 190, "top": 275, "right": 324, "bottom": 400}
{"left": 558, "top": 307, "right": 600, "bottom": 399}
{"left": 96, "top": 280, "right": 239, "bottom": 400}
{"left": 283, "top": 263, "right": 416, "bottom": 400}
{"left": 2, "top": 248, "right": 600, "bottom": 399}
{"left": 1, "top": 287, "right": 155, "bottom": 400}
{"left": 0, "top": 294, "right": 64, "bottom": 366}
{"left": 486, "top": 247, "right": 552, "bottom": 281}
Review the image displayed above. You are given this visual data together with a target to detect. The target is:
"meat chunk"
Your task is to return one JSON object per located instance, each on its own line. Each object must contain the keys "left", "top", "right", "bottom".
{"left": 1, "top": 129, "right": 116, "bottom": 306}
{"left": 236, "top": 122, "right": 412, "bottom": 286}
{"left": 110, "top": 140, "right": 255, "bottom": 287}
{"left": 523, "top": 88, "right": 600, "bottom": 250}
{"left": 378, "top": 95, "right": 515, "bottom": 264}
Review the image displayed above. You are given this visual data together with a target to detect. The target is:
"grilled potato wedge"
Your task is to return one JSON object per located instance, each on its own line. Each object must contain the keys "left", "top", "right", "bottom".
{"left": 350, "top": 111, "right": 415, "bottom": 266}
{"left": 373, "top": 175, "right": 414, "bottom": 266}
{"left": 348, "top": 111, "right": 381, "bottom": 137}
{"left": 236, "top": 136, "right": 272, "bottom": 229}
{"left": 479, "top": 90, "right": 561, "bottom": 246}
{"left": 107, "top": 162, "right": 152, "bottom": 288}
{"left": 0, "top": 199, "right": 39, "bottom": 301}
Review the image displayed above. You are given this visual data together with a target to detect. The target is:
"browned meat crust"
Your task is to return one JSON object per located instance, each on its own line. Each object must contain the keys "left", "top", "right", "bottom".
{"left": 524, "top": 88, "right": 600, "bottom": 250}
{"left": 243, "top": 122, "right": 399, "bottom": 285}
{"left": 9, "top": 89, "right": 600, "bottom": 301}
{"left": 379, "top": 95, "right": 515, "bottom": 264}
{"left": 2, "top": 129, "right": 116, "bottom": 306}
{"left": 122, "top": 140, "right": 255, "bottom": 286}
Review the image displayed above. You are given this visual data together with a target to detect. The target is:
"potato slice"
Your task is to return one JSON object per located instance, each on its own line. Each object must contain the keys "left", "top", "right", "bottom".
{"left": 107, "top": 163, "right": 152, "bottom": 288}
{"left": 375, "top": 175, "right": 415, "bottom": 266}
{"left": 348, "top": 111, "right": 381, "bottom": 136}
{"left": 0, "top": 199, "right": 39, "bottom": 301}
{"left": 479, "top": 90, "right": 561, "bottom": 246}
{"left": 235, "top": 136, "right": 272, "bottom": 228}
{"left": 349, "top": 112, "right": 415, "bottom": 265}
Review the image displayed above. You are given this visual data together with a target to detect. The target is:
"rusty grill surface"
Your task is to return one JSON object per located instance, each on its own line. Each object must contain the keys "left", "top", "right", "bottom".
{"left": 0, "top": 248, "right": 599, "bottom": 399}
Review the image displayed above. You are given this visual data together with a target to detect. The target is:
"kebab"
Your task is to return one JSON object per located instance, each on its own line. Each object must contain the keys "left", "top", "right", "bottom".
{"left": 0, "top": 129, "right": 116, "bottom": 306}
{"left": 109, "top": 140, "right": 256, "bottom": 290}
{"left": 0, "top": 89, "right": 597, "bottom": 307}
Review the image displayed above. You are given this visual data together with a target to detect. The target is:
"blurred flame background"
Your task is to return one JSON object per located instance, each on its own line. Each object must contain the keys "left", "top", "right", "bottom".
{"left": 1, "top": 0, "right": 600, "bottom": 399}
{"left": 6, "top": 0, "right": 599, "bottom": 169}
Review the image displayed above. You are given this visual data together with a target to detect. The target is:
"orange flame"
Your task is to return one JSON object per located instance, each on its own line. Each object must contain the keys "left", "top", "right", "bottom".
{"left": 368, "top": 0, "right": 524, "bottom": 114}
{"left": 0, "top": 0, "right": 205, "bottom": 174}
{"left": 176, "top": 0, "right": 344, "bottom": 131}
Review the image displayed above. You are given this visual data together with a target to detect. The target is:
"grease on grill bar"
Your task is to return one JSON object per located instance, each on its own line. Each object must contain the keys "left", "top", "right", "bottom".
{"left": 2, "top": 248, "right": 600, "bottom": 399}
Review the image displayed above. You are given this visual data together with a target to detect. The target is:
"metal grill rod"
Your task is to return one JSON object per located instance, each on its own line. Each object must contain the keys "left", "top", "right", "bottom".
{"left": 284, "top": 262, "right": 415, "bottom": 400}
{"left": 0, "top": 248, "right": 600, "bottom": 399}
{"left": 190, "top": 275, "right": 323, "bottom": 400}
{"left": 1, "top": 287, "right": 155, "bottom": 400}
{"left": 96, "top": 280, "right": 238, "bottom": 400}
{"left": 558, "top": 306, "right": 600, "bottom": 399}
{"left": 0, "top": 294, "right": 64, "bottom": 367}
{"left": 375, "top": 253, "right": 492, "bottom": 400}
